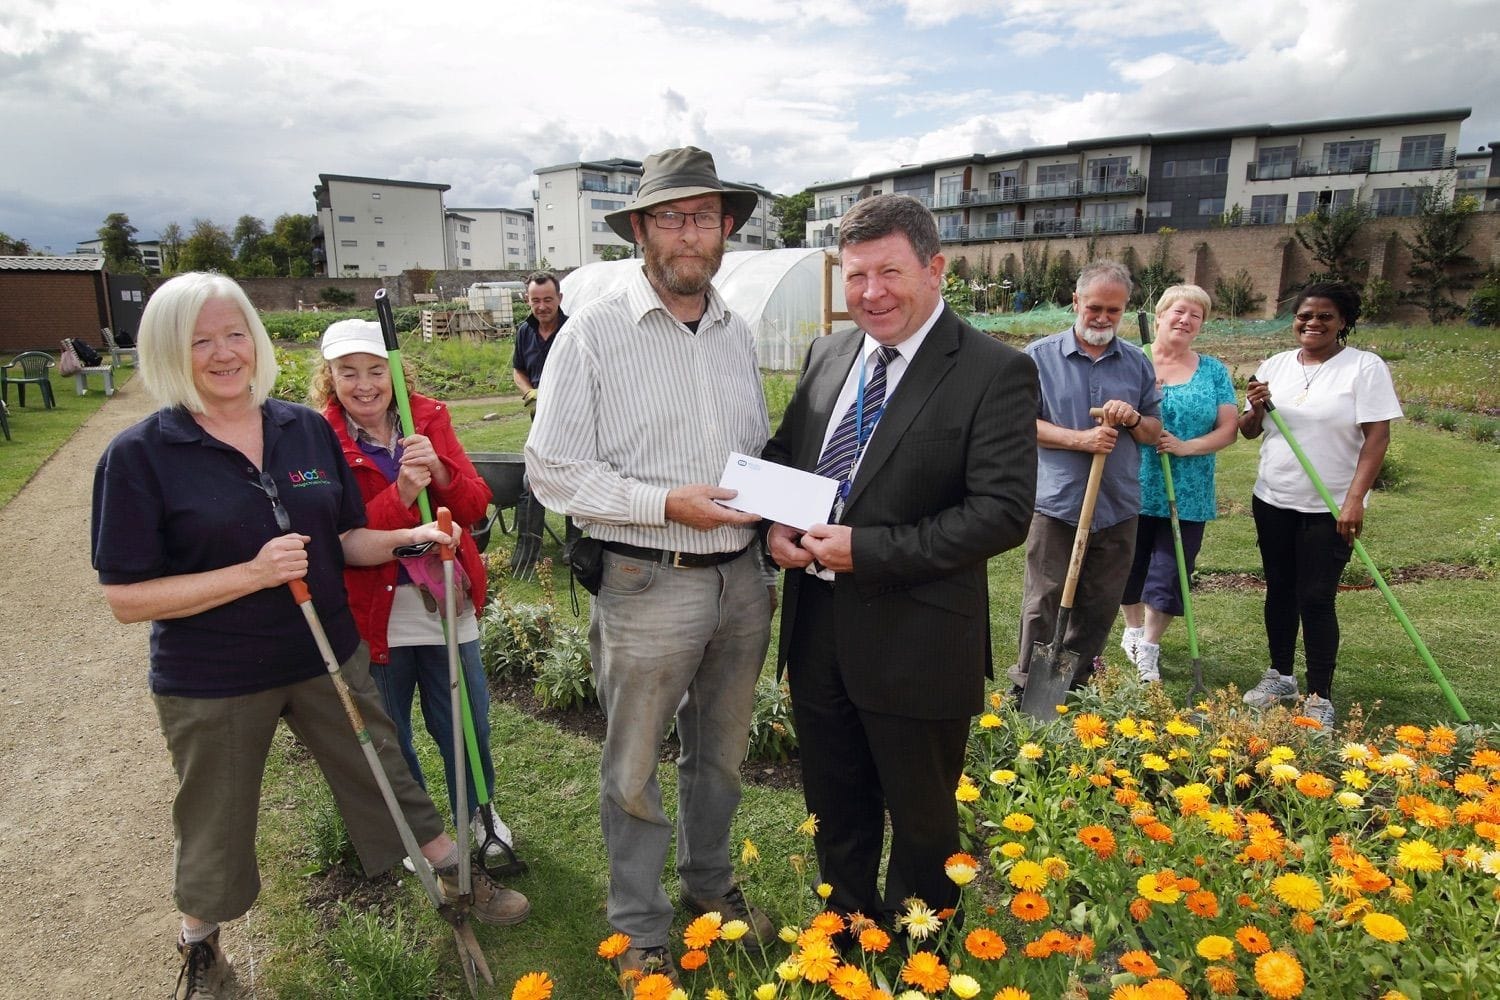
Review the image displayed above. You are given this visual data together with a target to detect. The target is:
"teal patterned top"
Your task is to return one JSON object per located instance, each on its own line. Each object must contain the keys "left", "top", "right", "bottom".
{"left": 1138, "top": 354, "right": 1236, "bottom": 522}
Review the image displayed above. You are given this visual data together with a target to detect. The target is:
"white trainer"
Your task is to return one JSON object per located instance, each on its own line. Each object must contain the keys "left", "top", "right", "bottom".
{"left": 472, "top": 805, "right": 514, "bottom": 857}
{"left": 1243, "top": 668, "right": 1300, "bottom": 708}
{"left": 1135, "top": 642, "right": 1161, "bottom": 684}
{"left": 1302, "top": 693, "right": 1336, "bottom": 730}
{"left": 1119, "top": 626, "right": 1144, "bottom": 665}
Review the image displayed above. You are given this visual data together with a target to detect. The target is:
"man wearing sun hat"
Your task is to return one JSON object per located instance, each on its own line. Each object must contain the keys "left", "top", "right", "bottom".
{"left": 526, "top": 146, "right": 775, "bottom": 987}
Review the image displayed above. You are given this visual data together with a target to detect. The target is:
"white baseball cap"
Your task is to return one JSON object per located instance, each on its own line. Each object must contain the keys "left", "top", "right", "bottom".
{"left": 320, "top": 319, "right": 387, "bottom": 360}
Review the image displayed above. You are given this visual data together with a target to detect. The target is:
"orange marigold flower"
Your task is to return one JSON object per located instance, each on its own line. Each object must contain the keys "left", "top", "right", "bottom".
{"left": 683, "top": 911, "right": 723, "bottom": 949}
{"left": 1078, "top": 825, "right": 1117, "bottom": 859}
{"left": 1454, "top": 773, "right": 1490, "bottom": 797}
{"left": 1205, "top": 966, "right": 1237, "bottom": 995}
{"left": 679, "top": 949, "right": 708, "bottom": 971}
{"left": 1129, "top": 896, "right": 1152, "bottom": 921}
{"left": 1037, "top": 929, "right": 1074, "bottom": 956}
{"left": 1395, "top": 725, "right": 1426, "bottom": 746}
{"left": 1254, "top": 950, "right": 1306, "bottom": 999}
{"left": 1295, "top": 773, "right": 1335, "bottom": 798}
{"left": 828, "top": 964, "right": 873, "bottom": 1000}
{"left": 1236, "top": 893, "right": 1258, "bottom": 911}
{"left": 1142, "top": 980, "right": 1187, "bottom": 1000}
{"left": 1115, "top": 787, "right": 1140, "bottom": 807}
{"left": 1023, "top": 939, "right": 1051, "bottom": 959}
{"left": 511, "top": 971, "right": 554, "bottom": 1000}
{"left": 993, "top": 990, "right": 1030, "bottom": 1000}
{"left": 1119, "top": 949, "right": 1160, "bottom": 976}
{"left": 1143, "top": 822, "right": 1174, "bottom": 843}
{"left": 1186, "top": 890, "right": 1220, "bottom": 917}
{"left": 946, "top": 851, "right": 979, "bottom": 870}
{"left": 796, "top": 934, "right": 839, "bottom": 983}
{"left": 1291, "top": 715, "right": 1323, "bottom": 730}
{"left": 1074, "top": 934, "right": 1096, "bottom": 960}
{"left": 1074, "top": 712, "right": 1109, "bottom": 747}
{"left": 633, "top": 974, "right": 676, "bottom": 1000}
{"left": 811, "top": 911, "right": 847, "bottom": 937}
{"left": 859, "top": 927, "right": 891, "bottom": 953}
{"left": 1236, "top": 925, "right": 1272, "bottom": 954}
{"left": 900, "top": 951, "right": 949, "bottom": 993}
{"left": 597, "top": 932, "right": 632, "bottom": 959}
{"left": 1110, "top": 986, "right": 1149, "bottom": 1000}
{"left": 964, "top": 928, "right": 1006, "bottom": 960}
{"left": 1290, "top": 912, "right": 1315, "bottom": 934}
{"left": 1471, "top": 748, "right": 1500, "bottom": 769}
{"left": 1010, "top": 891, "right": 1049, "bottom": 922}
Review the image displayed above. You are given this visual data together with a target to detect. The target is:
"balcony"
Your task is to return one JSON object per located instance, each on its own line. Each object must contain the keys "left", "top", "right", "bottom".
{"left": 940, "top": 214, "right": 1144, "bottom": 243}
{"left": 1246, "top": 147, "right": 1457, "bottom": 180}
{"left": 940, "top": 175, "right": 1146, "bottom": 208}
{"left": 806, "top": 200, "right": 861, "bottom": 221}
{"left": 580, "top": 178, "right": 639, "bottom": 195}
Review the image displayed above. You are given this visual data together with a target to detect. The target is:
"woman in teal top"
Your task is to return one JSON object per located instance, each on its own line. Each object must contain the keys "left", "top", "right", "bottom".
{"left": 1120, "top": 284, "right": 1239, "bottom": 682}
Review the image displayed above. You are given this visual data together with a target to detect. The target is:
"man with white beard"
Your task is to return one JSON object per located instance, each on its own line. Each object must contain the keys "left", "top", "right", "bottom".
{"left": 1010, "top": 261, "right": 1162, "bottom": 696}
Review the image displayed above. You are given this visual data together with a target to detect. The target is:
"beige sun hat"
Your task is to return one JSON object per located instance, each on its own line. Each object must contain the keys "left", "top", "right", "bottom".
{"left": 604, "top": 146, "right": 759, "bottom": 243}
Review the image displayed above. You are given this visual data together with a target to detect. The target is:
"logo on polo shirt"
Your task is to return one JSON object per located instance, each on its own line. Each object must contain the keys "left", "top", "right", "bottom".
{"left": 288, "top": 468, "right": 333, "bottom": 487}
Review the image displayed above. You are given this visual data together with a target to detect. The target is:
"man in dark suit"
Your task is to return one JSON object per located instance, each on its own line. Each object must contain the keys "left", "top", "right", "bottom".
{"left": 763, "top": 194, "right": 1037, "bottom": 924}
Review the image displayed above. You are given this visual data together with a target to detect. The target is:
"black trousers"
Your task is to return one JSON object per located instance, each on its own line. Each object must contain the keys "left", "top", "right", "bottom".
{"left": 786, "top": 579, "right": 969, "bottom": 922}
{"left": 1252, "top": 496, "right": 1352, "bottom": 698}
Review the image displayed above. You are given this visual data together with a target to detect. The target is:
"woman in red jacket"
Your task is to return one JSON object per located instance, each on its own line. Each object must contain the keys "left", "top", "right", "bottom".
{"left": 312, "top": 318, "right": 515, "bottom": 860}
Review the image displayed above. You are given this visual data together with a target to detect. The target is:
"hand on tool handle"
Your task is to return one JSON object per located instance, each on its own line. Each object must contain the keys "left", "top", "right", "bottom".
{"left": 252, "top": 533, "right": 311, "bottom": 588}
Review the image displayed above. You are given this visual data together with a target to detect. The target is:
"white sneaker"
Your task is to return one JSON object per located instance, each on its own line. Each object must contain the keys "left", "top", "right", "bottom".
{"left": 402, "top": 855, "right": 416, "bottom": 873}
{"left": 1120, "top": 626, "right": 1144, "bottom": 665}
{"left": 1243, "top": 668, "right": 1300, "bottom": 708}
{"left": 1135, "top": 642, "right": 1161, "bottom": 684}
{"left": 472, "top": 805, "right": 514, "bottom": 857}
{"left": 1302, "top": 694, "right": 1336, "bottom": 731}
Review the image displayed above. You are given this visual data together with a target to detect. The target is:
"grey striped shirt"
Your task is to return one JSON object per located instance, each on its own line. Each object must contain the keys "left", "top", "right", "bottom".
{"left": 525, "top": 264, "right": 769, "bottom": 553}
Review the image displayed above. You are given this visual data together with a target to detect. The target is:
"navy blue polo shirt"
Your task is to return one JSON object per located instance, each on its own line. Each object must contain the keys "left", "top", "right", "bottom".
{"left": 510, "top": 310, "right": 567, "bottom": 387}
{"left": 91, "top": 399, "right": 367, "bottom": 697}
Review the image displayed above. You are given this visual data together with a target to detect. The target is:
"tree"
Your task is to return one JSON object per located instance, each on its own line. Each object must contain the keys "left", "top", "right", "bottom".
{"left": 232, "top": 215, "right": 273, "bottom": 269}
{"left": 178, "top": 219, "right": 236, "bottom": 274}
{"left": 98, "top": 212, "right": 144, "bottom": 273}
{"left": 268, "top": 213, "right": 318, "bottom": 277}
{"left": 1130, "top": 230, "right": 1184, "bottom": 308}
{"left": 0, "top": 231, "right": 32, "bottom": 255}
{"left": 158, "top": 223, "right": 184, "bottom": 274}
{"left": 1400, "top": 183, "right": 1479, "bottom": 323}
{"left": 772, "top": 190, "right": 813, "bottom": 248}
{"left": 1294, "top": 202, "right": 1370, "bottom": 284}
{"left": 598, "top": 245, "right": 633, "bottom": 262}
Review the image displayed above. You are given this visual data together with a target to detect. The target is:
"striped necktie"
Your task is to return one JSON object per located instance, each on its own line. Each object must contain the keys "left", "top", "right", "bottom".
{"left": 814, "top": 346, "right": 900, "bottom": 485}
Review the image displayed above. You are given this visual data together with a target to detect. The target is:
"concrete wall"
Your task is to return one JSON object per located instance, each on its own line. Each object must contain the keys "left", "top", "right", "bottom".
{"left": 948, "top": 212, "right": 1500, "bottom": 320}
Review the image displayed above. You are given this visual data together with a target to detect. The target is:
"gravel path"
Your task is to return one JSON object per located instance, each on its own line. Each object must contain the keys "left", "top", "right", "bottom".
{"left": 0, "top": 379, "right": 190, "bottom": 996}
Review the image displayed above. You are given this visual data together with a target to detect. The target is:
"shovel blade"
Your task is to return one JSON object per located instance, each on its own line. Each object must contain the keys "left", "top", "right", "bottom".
{"left": 1019, "top": 640, "right": 1088, "bottom": 720}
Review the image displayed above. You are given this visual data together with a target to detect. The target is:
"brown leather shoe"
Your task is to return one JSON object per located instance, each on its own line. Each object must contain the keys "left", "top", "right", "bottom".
{"left": 175, "top": 928, "right": 231, "bottom": 999}
{"left": 614, "top": 944, "right": 679, "bottom": 996}
{"left": 437, "top": 863, "right": 531, "bottom": 926}
{"left": 680, "top": 881, "right": 775, "bottom": 948}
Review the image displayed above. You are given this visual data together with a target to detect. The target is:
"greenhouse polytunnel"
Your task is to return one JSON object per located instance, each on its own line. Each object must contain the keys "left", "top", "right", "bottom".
{"left": 559, "top": 248, "right": 856, "bottom": 371}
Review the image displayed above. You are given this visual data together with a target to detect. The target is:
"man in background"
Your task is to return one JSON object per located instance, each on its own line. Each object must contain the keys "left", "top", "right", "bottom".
{"left": 510, "top": 271, "right": 566, "bottom": 576}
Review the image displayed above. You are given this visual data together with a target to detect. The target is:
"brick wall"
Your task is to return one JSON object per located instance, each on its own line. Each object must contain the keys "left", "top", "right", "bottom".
{"left": 0, "top": 272, "right": 110, "bottom": 353}
{"left": 949, "top": 212, "right": 1500, "bottom": 320}
{"left": 224, "top": 277, "right": 384, "bottom": 313}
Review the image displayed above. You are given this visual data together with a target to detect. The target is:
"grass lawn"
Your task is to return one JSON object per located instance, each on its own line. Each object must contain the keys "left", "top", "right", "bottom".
{"left": 0, "top": 363, "right": 130, "bottom": 506}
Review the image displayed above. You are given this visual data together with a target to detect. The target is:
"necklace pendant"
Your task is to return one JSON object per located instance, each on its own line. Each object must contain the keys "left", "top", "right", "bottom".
{"left": 1293, "top": 389, "right": 1309, "bottom": 405}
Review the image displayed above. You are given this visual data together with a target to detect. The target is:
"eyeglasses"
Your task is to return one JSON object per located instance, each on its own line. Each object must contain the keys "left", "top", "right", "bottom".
{"left": 252, "top": 472, "right": 291, "bottom": 532}
{"left": 643, "top": 210, "right": 724, "bottom": 230}
{"left": 1294, "top": 311, "right": 1340, "bottom": 323}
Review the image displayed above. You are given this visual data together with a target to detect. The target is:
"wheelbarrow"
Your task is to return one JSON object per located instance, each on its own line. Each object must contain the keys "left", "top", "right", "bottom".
{"left": 468, "top": 452, "right": 528, "bottom": 554}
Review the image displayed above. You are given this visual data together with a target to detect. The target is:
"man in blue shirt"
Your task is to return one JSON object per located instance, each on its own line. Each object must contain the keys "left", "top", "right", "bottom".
{"left": 511, "top": 272, "right": 568, "bottom": 575}
{"left": 1011, "top": 261, "right": 1162, "bottom": 694}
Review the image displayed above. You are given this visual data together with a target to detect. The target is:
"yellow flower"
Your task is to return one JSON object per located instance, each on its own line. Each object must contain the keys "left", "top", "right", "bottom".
{"left": 754, "top": 985, "right": 777, "bottom": 1000}
{"left": 899, "top": 900, "right": 943, "bottom": 941}
{"left": 1269, "top": 763, "right": 1301, "bottom": 785}
{"left": 1116, "top": 717, "right": 1140, "bottom": 738}
{"left": 1136, "top": 872, "right": 1182, "bottom": 904}
{"left": 1196, "top": 935, "right": 1235, "bottom": 961}
{"left": 779, "top": 926, "right": 799, "bottom": 944}
{"left": 1142, "top": 753, "right": 1169, "bottom": 772}
{"left": 979, "top": 713, "right": 1002, "bottom": 729}
{"left": 1270, "top": 873, "right": 1323, "bottom": 911}
{"left": 776, "top": 960, "right": 801, "bottom": 982}
{"left": 798, "top": 814, "right": 820, "bottom": 836}
{"left": 1336, "top": 791, "right": 1364, "bottom": 808}
{"left": 1019, "top": 741, "right": 1044, "bottom": 760}
{"left": 992, "top": 990, "right": 1030, "bottom": 1000}
{"left": 945, "top": 859, "right": 977, "bottom": 886}
{"left": 1009, "top": 859, "right": 1047, "bottom": 891}
{"left": 722, "top": 919, "right": 749, "bottom": 942}
{"left": 1210, "top": 746, "right": 1230, "bottom": 759}
{"left": 990, "top": 768, "right": 1018, "bottom": 785}
{"left": 667, "top": 990, "right": 687, "bottom": 1000}
{"left": 816, "top": 882, "right": 833, "bottom": 899}
{"left": 989, "top": 690, "right": 1003, "bottom": 709}
{"left": 1340, "top": 742, "right": 1373, "bottom": 763}
{"left": 1003, "top": 812, "right": 1036, "bottom": 833}
{"left": 1395, "top": 839, "right": 1443, "bottom": 873}
{"left": 1254, "top": 950, "right": 1306, "bottom": 999}
{"left": 705, "top": 990, "right": 728, "bottom": 1000}
{"left": 1380, "top": 993, "right": 1412, "bottom": 1000}
{"left": 1341, "top": 768, "right": 1370, "bottom": 790}
{"left": 955, "top": 775, "right": 980, "bottom": 802}
{"left": 1383, "top": 824, "right": 1407, "bottom": 839}
{"left": 742, "top": 838, "right": 761, "bottom": 864}
{"left": 1073, "top": 712, "right": 1109, "bottom": 747}
{"left": 1362, "top": 912, "right": 1408, "bottom": 942}
{"left": 1166, "top": 717, "right": 1201, "bottom": 737}
{"left": 949, "top": 974, "right": 981, "bottom": 999}
{"left": 1055, "top": 705, "right": 1069, "bottom": 714}
{"left": 1000, "top": 841, "right": 1025, "bottom": 858}
{"left": 1042, "top": 856, "right": 1071, "bottom": 881}
{"left": 1479, "top": 851, "right": 1500, "bottom": 876}
{"left": 511, "top": 971, "right": 554, "bottom": 1000}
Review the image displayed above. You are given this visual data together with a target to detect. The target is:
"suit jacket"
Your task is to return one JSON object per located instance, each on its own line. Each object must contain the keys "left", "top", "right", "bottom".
{"left": 764, "top": 304, "right": 1038, "bottom": 719}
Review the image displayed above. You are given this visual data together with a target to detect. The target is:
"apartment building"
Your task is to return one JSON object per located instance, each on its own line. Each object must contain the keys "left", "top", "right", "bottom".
{"left": 445, "top": 207, "right": 536, "bottom": 270}
{"left": 314, "top": 174, "right": 451, "bottom": 276}
{"left": 73, "top": 237, "right": 163, "bottom": 273}
{"left": 532, "top": 157, "right": 778, "bottom": 268}
{"left": 1457, "top": 142, "right": 1500, "bottom": 210}
{"left": 805, "top": 109, "right": 1473, "bottom": 248}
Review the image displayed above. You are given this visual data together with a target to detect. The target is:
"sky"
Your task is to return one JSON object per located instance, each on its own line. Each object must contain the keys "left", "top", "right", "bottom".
{"left": 3, "top": 0, "right": 1498, "bottom": 253}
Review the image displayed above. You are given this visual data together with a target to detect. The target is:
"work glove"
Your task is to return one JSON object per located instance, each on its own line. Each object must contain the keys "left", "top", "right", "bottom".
{"left": 523, "top": 388, "right": 538, "bottom": 416}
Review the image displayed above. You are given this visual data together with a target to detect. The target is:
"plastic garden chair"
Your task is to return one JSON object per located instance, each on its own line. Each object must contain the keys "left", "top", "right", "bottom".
{"left": 0, "top": 399, "right": 10, "bottom": 441}
{"left": 2, "top": 352, "right": 57, "bottom": 409}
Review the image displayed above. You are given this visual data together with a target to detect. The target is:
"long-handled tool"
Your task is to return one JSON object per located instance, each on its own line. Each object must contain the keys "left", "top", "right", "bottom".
{"left": 374, "top": 290, "right": 524, "bottom": 879}
{"left": 1137, "top": 312, "right": 1206, "bottom": 702}
{"left": 287, "top": 577, "right": 493, "bottom": 993}
{"left": 1021, "top": 407, "right": 1111, "bottom": 721}
{"left": 1258, "top": 396, "right": 1470, "bottom": 723}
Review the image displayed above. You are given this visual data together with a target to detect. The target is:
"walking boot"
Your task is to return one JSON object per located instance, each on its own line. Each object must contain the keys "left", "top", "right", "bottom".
{"left": 175, "top": 928, "right": 229, "bottom": 1000}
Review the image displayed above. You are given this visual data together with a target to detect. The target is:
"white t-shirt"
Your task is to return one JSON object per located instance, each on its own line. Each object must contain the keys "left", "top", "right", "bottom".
{"left": 1249, "top": 346, "right": 1402, "bottom": 513}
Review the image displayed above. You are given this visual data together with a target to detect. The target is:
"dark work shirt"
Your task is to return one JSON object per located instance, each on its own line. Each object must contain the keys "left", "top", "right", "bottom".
{"left": 511, "top": 310, "right": 567, "bottom": 387}
{"left": 91, "top": 399, "right": 367, "bottom": 697}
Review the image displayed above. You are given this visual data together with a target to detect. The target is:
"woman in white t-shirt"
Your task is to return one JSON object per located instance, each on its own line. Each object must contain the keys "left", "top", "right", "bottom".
{"left": 1237, "top": 282, "right": 1402, "bottom": 729}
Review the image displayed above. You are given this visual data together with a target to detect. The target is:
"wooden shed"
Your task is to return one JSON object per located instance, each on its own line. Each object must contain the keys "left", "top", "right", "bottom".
{"left": 0, "top": 256, "right": 112, "bottom": 354}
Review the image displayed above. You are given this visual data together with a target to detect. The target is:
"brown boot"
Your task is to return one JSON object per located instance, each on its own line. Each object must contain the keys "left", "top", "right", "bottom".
{"left": 437, "top": 863, "right": 531, "bottom": 926}
{"left": 175, "top": 928, "right": 230, "bottom": 999}
{"left": 681, "top": 881, "right": 775, "bottom": 948}
{"left": 614, "top": 945, "right": 679, "bottom": 996}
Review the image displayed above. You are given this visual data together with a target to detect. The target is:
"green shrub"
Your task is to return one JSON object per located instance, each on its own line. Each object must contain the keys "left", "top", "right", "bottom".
{"left": 1363, "top": 276, "right": 1397, "bottom": 322}
{"left": 301, "top": 781, "right": 354, "bottom": 873}
{"left": 479, "top": 598, "right": 556, "bottom": 682}
{"left": 1431, "top": 408, "right": 1461, "bottom": 432}
{"left": 272, "top": 345, "right": 314, "bottom": 401}
{"left": 746, "top": 677, "right": 798, "bottom": 762}
{"left": 532, "top": 625, "right": 595, "bottom": 710}
{"left": 1374, "top": 439, "right": 1408, "bottom": 491}
{"left": 326, "top": 903, "right": 439, "bottom": 1000}
{"left": 1212, "top": 267, "right": 1265, "bottom": 318}
{"left": 941, "top": 270, "right": 973, "bottom": 313}
{"left": 321, "top": 287, "right": 358, "bottom": 307}
{"left": 1466, "top": 414, "right": 1500, "bottom": 445}
{"left": 1468, "top": 270, "right": 1500, "bottom": 327}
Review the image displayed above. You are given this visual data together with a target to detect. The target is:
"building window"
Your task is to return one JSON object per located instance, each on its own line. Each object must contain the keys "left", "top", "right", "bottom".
{"left": 371, "top": 192, "right": 381, "bottom": 199}
{"left": 340, "top": 239, "right": 358, "bottom": 247}
{"left": 1163, "top": 156, "right": 1228, "bottom": 179}
{"left": 1372, "top": 187, "right": 1420, "bottom": 216}
{"left": 1146, "top": 200, "right": 1172, "bottom": 218}
{"left": 591, "top": 221, "right": 612, "bottom": 232}
{"left": 590, "top": 198, "right": 626, "bottom": 210}
{"left": 1399, "top": 134, "right": 1446, "bottom": 170}
{"left": 458, "top": 223, "right": 468, "bottom": 232}
{"left": 746, "top": 234, "right": 761, "bottom": 244}
{"left": 462, "top": 258, "right": 471, "bottom": 266}
{"left": 508, "top": 247, "right": 520, "bottom": 255}
{"left": 343, "top": 264, "right": 359, "bottom": 271}
{"left": 338, "top": 215, "right": 355, "bottom": 222}
{"left": 728, "top": 233, "right": 742, "bottom": 242}
{"left": 1254, "top": 145, "right": 1298, "bottom": 180}
{"left": 989, "top": 170, "right": 1018, "bottom": 191}
{"left": 1322, "top": 139, "right": 1378, "bottom": 173}
{"left": 377, "top": 264, "right": 388, "bottom": 271}
{"left": 1295, "top": 189, "right": 1355, "bottom": 217}
{"left": 461, "top": 241, "right": 470, "bottom": 249}
{"left": 1197, "top": 198, "right": 1224, "bottom": 216}
{"left": 373, "top": 216, "right": 383, "bottom": 224}
{"left": 1035, "top": 164, "right": 1077, "bottom": 184}
{"left": 1249, "top": 194, "right": 1288, "bottom": 225}
{"left": 507, "top": 232, "right": 519, "bottom": 240}
{"left": 546, "top": 225, "right": 554, "bottom": 231}
{"left": 376, "top": 240, "right": 385, "bottom": 247}
{"left": 938, "top": 175, "right": 963, "bottom": 206}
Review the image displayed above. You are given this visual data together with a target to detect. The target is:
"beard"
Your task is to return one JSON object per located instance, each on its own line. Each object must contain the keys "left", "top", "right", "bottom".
{"left": 1076, "top": 321, "right": 1118, "bottom": 347}
{"left": 643, "top": 238, "right": 724, "bottom": 297}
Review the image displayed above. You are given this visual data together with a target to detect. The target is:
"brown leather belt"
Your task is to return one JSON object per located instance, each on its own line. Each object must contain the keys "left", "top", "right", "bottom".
{"left": 601, "top": 541, "right": 749, "bottom": 569}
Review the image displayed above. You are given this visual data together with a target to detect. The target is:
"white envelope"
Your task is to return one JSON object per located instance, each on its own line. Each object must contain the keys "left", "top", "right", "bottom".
{"left": 716, "top": 452, "right": 839, "bottom": 531}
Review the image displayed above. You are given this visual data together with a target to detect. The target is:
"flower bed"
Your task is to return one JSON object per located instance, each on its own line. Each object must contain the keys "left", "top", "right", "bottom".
{"left": 517, "top": 668, "right": 1500, "bottom": 999}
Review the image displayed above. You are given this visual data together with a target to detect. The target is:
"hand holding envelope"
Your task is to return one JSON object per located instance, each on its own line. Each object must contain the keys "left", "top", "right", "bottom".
{"left": 716, "top": 452, "right": 839, "bottom": 532}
